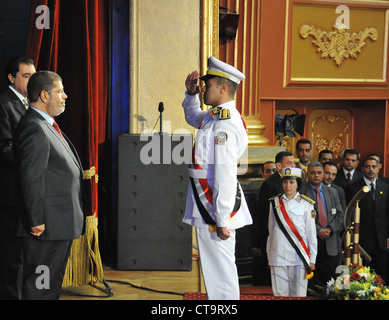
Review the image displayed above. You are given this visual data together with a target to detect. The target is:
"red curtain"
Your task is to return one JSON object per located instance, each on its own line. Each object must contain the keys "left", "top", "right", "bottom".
{"left": 26, "top": 0, "right": 108, "bottom": 217}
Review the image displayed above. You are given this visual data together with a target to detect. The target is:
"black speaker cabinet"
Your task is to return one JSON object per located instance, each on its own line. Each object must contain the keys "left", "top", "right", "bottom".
{"left": 117, "top": 133, "right": 193, "bottom": 270}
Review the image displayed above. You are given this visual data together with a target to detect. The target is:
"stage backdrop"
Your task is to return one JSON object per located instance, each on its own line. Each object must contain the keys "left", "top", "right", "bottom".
{"left": 25, "top": 0, "right": 108, "bottom": 287}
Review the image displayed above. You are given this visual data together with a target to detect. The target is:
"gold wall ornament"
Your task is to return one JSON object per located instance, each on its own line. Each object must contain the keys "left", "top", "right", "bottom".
{"left": 300, "top": 24, "right": 378, "bottom": 66}
{"left": 310, "top": 112, "right": 351, "bottom": 162}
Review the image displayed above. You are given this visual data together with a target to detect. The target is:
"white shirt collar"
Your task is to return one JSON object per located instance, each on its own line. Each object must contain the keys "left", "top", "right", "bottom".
{"left": 363, "top": 176, "right": 376, "bottom": 188}
{"left": 30, "top": 106, "right": 54, "bottom": 126}
{"left": 343, "top": 168, "right": 355, "bottom": 177}
{"left": 9, "top": 85, "right": 26, "bottom": 103}
{"left": 282, "top": 192, "right": 300, "bottom": 201}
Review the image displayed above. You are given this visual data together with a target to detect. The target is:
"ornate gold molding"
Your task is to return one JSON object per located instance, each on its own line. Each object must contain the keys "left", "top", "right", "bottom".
{"left": 200, "top": 0, "right": 219, "bottom": 111}
{"left": 201, "top": 0, "right": 219, "bottom": 75}
{"left": 300, "top": 24, "right": 378, "bottom": 66}
{"left": 311, "top": 113, "right": 350, "bottom": 161}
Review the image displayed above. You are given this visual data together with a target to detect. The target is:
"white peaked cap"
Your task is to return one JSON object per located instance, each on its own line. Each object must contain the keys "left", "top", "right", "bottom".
{"left": 282, "top": 167, "right": 302, "bottom": 179}
{"left": 199, "top": 56, "right": 245, "bottom": 84}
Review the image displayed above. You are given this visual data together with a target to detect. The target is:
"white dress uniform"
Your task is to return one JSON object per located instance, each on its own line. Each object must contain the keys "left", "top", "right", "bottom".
{"left": 182, "top": 57, "right": 252, "bottom": 300}
{"left": 266, "top": 172, "right": 317, "bottom": 296}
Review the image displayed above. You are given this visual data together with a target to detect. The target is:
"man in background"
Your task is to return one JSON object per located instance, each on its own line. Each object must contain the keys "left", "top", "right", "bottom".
{"left": 318, "top": 149, "right": 333, "bottom": 164}
{"left": 366, "top": 153, "right": 389, "bottom": 184}
{"left": 345, "top": 157, "right": 389, "bottom": 282}
{"left": 334, "top": 148, "right": 363, "bottom": 190}
{"left": 323, "top": 161, "right": 347, "bottom": 212}
{"left": 262, "top": 161, "right": 277, "bottom": 180}
{"left": 0, "top": 56, "right": 35, "bottom": 299}
{"left": 295, "top": 139, "right": 313, "bottom": 183}
{"left": 300, "top": 162, "right": 344, "bottom": 287}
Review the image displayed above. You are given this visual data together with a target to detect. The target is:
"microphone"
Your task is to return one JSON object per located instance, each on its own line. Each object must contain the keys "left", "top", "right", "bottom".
{"left": 158, "top": 102, "right": 164, "bottom": 134}
{"left": 158, "top": 102, "right": 164, "bottom": 113}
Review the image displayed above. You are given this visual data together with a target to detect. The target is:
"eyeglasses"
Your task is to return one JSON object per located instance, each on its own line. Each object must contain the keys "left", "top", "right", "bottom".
{"left": 45, "top": 89, "right": 66, "bottom": 97}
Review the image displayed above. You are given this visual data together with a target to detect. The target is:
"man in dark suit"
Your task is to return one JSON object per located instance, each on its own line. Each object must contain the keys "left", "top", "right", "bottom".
{"left": 0, "top": 56, "right": 35, "bottom": 299}
{"left": 300, "top": 161, "right": 344, "bottom": 287}
{"left": 333, "top": 148, "right": 363, "bottom": 189}
{"left": 14, "top": 71, "right": 85, "bottom": 300}
{"left": 252, "top": 151, "right": 295, "bottom": 285}
{"left": 345, "top": 157, "right": 389, "bottom": 282}
{"left": 323, "top": 161, "right": 347, "bottom": 212}
{"left": 367, "top": 153, "right": 389, "bottom": 184}
{"left": 295, "top": 139, "right": 312, "bottom": 183}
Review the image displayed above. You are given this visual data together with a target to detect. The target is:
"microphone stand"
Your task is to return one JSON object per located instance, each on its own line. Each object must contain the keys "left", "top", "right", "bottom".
{"left": 158, "top": 102, "right": 164, "bottom": 135}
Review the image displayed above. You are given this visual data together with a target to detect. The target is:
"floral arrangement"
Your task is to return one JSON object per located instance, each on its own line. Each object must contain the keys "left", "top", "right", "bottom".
{"left": 309, "top": 264, "right": 389, "bottom": 300}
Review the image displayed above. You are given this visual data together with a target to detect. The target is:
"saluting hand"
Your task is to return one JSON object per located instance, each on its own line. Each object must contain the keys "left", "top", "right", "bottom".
{"left": 185, "top": 71, "right": 200, "bottom": 95}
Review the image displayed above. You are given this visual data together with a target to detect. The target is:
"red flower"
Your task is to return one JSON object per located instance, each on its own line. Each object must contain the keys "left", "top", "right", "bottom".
{"left": 350, "top": 272, "right": 360, "bottom": 281}
{"left": 376, "top": 276, "right": 384, "bottom": 284}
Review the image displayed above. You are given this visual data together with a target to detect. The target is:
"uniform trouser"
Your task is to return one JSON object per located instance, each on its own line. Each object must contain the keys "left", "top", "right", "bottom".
{"left": 196, "top": 227, "right": 240, "bottom": 300}
{"left": 270, "top": 265, "right": 307, "bottom": 297}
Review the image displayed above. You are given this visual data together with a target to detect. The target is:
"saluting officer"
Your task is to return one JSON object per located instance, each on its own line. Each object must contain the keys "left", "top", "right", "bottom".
{"left": 182, "top": 56, "right": 252, "bottom": 300}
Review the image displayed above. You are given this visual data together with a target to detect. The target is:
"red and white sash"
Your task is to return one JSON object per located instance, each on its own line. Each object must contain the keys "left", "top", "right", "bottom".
{"left": 189, "top": 146, "right": 241, "bottom": 231}
{"left": 270, "top": 196, "right": 311, "bottom": 273}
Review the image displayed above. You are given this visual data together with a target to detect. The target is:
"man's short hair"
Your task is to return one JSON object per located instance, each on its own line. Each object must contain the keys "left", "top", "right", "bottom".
{"left": 363, "top": 157, "right": 379, "bottom": 166}
{"left": 308, "top": 161, "right": 323, "bottom": 170}
{"left": 343, "top": 148, "right": 360, "bottom": 160}
{"left": 28, "top": 71, "right": 62, "bottom": 103}
{"left": 323, "top": 161, "right": 338, "bottom": 171}
{"left": 319, "top": 149, "right": 333, "bottom": 158}
{"left": 296, "top": 139, "right": 312, "bottom": 150}
{"left": 275, "top": 151, "right": 293, "bottom": 163}
{"left": 367, "top": 153, "right": 381, "bottom": 163}
{"left": 6, "top": 56, "right": 35, "bottom": 84}
{"left": 214, "top": 77, "right": 239, "bottom": 98}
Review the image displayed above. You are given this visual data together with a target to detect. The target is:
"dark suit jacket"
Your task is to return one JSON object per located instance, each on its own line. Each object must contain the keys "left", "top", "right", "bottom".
{"left": 14, "top": 108, "right": 85, "bottom": 240}
{"left": 254, "top": 172, "right": 283, "bottom": 250}
{"left": 0, "top": 88, "right": 27, "bottom": 206}
{"left": 333, "top": 168, "right": 363, "bottom": 190}
{"left": 330, "top": 183, "right": 347, "bottom": 212}
{"left": 300, "top": 183, "right": 344, "bottom": 256}
{"left": 345, "top": 178, "right": 389, "bottom": 253}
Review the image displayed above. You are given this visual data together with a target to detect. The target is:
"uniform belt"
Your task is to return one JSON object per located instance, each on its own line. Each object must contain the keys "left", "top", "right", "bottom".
{"left": 188, "top": 168, "right": 212, "bottom": 179}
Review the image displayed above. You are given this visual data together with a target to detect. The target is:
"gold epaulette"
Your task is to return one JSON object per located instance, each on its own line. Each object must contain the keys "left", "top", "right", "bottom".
{"left": 219, "top": 108, "right": 230, "bottom": 120}
{"left": 209, "top": 106, "right": 221, "bottom": 118}
{"left": 209, "top": 106, "right": 231, "bottom": 120}
{"left": 300, "top": 194, "right": 315, "bottom": 204}
{"left": 268, "top": 193, "right": 282, "bottom": 201}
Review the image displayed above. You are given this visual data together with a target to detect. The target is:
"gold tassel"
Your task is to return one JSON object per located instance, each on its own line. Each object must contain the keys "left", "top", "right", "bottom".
{"left": 62, "top": 215, "right": 104, "bottom": 287}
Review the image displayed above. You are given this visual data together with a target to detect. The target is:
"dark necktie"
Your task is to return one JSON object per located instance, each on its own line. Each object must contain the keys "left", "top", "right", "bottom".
{"left": 315, "top": 187, "right": 327, "bottom": 227}
{"left": 347, "top": 172, "right": 352, "bottom": 184}
{"left": 371, "top": 182, "right": 375, "bottom": 200}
